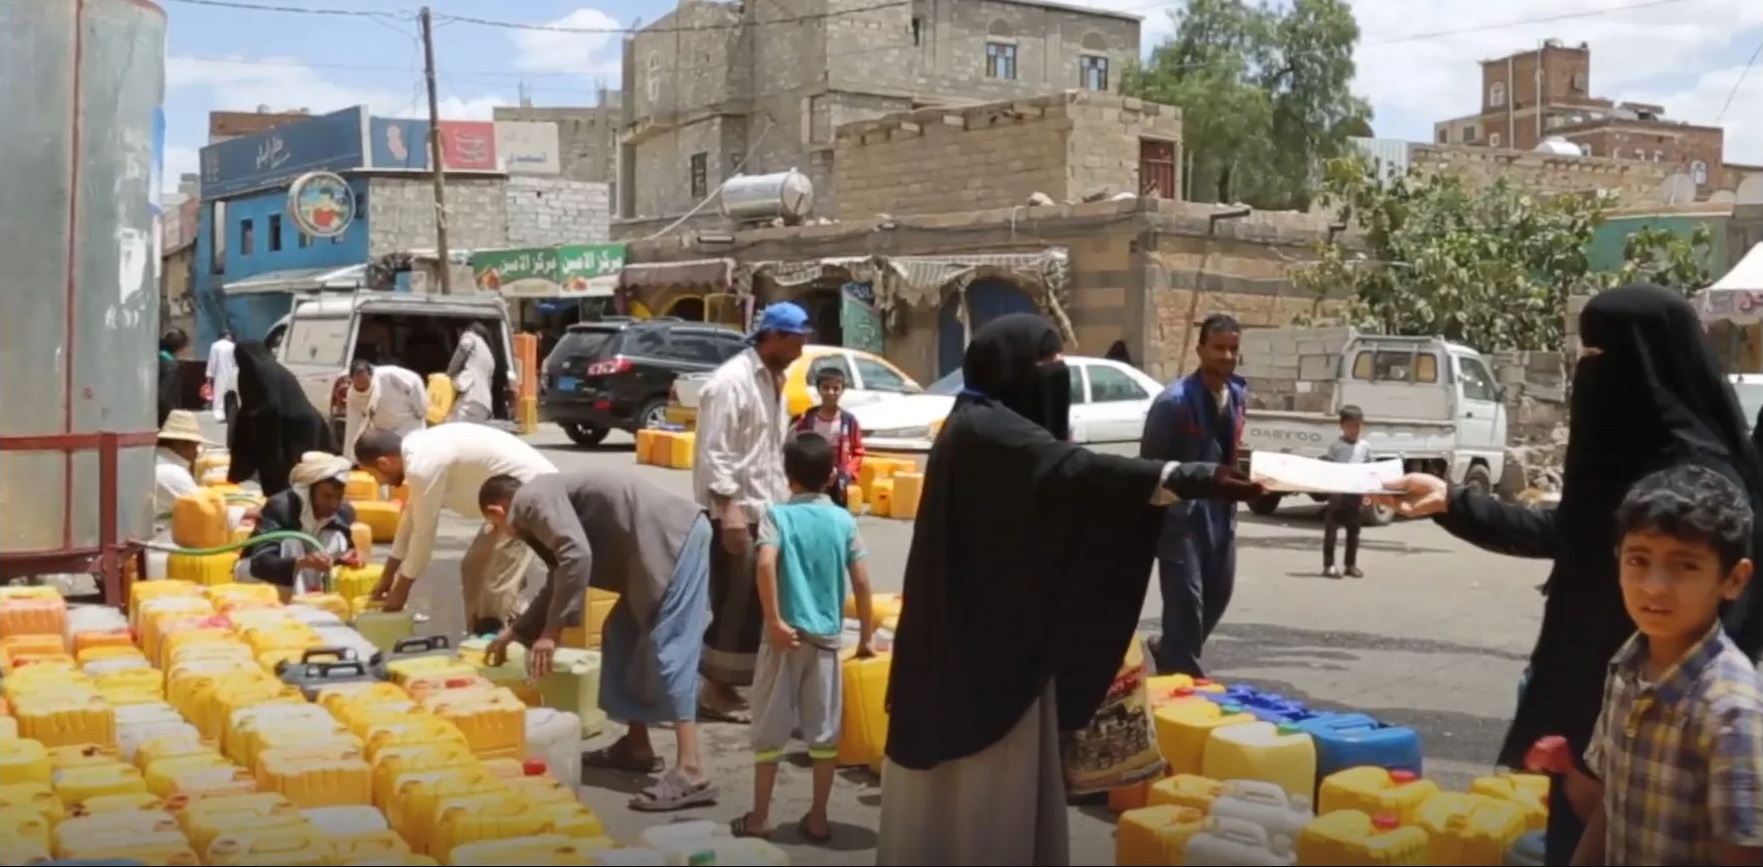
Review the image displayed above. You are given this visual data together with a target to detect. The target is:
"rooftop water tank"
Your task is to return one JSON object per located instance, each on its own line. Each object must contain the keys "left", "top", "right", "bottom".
{"left": 720, "top": 170, "right": 815, "bottom": 225}
{"left": 0, "top": 0, "right": 167, "bottom": 589}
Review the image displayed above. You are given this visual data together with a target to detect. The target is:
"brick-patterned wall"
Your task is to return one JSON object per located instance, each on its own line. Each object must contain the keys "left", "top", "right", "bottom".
{"left": 367, "top": 177, "right": 509, "bottom": 259}
{"left": 503, "top": 177, "right": 611, "bottom": 247}
{"left": 835, "top": 92, "right": 1181, "bottom": 220}
{"left": 491, "top": 105, "right": 619, "bottom": 191}
{"left": 1409, "top": 143, "right": 1671, "bottom": 203}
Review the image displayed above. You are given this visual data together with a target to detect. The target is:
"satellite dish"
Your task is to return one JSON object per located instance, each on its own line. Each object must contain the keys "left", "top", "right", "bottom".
{"left": 1535, "top": 136, "right": 1583, "bottom": 156}
{"left": 1659, "top": 173, "right": 1697, "bottom": 205}
{"left": 1709, "top": 190, "right": 1737, "bottom": 204}
{"left": 1737, "top": 175, "right": 1763, "bottom": 205}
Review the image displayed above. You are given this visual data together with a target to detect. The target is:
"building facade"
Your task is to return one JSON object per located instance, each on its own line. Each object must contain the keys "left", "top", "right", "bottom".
{"left": 1432, "top": 39, "right": 1748, "bottom": 199}
{"left": 616, "top": 0, "right": 1140, "bottom": 231}
{"left": 493, "top": 93, "right": 621, "bottom": 198}
{"left": 191, "top": 108, "right": 610, "bottom": 349}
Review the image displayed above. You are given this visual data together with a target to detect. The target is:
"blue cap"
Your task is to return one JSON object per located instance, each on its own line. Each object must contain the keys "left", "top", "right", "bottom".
{"left": 749, "top": 302, "right": 814, "bottom": 342}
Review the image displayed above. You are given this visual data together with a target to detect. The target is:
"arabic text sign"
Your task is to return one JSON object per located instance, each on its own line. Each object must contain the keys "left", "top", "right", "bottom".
{"left": 199, "top": 107, "right": 367, "bottom": 199}
{"left": 471, "top": 244, "right": 625, "bottom": 297}
{"left": 369, "top": 118, "right": 503, "bottom": 171}
{"left": 494, "top": 121, "right": 562, "bottom": 175}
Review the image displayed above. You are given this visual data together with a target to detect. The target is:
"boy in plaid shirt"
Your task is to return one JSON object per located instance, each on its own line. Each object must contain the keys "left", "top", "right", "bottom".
{"left": 1574, "top": 464, "right": 1763, "bottom": 866}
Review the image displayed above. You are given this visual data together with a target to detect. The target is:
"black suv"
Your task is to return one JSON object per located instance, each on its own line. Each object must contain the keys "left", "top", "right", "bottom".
{"left": 540, "top": 317, "right": 747, "bottom": 446}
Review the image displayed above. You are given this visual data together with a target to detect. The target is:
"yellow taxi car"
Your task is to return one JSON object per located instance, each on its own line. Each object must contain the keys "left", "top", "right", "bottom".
{"left": 664, "top": 345, "right": 923, "bottom": 429}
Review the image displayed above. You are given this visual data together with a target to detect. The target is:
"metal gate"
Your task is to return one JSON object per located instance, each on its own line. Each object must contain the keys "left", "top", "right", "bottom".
{"left": 936, "top": 278, "right": 1038, "bottom": 376}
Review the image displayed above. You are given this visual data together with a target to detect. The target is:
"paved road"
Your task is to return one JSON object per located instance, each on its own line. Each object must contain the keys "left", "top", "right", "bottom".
{"left": 370, "top": 425, "right": 1547, "bottom": 865}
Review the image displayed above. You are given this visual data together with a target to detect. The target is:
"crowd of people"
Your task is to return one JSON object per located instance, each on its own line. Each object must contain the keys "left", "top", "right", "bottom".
{"left": 147, "top": 285, "right": 1763, "bottom": 866}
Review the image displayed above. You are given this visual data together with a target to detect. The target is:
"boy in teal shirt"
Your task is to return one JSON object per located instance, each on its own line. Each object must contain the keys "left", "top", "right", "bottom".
{"left": 733, "top": 432, "right": 874, "bottom": 844}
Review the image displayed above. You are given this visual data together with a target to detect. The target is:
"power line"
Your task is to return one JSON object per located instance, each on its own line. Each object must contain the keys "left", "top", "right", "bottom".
{"left": 159, "top": 0, "right": 395, "bottom": 18}
{"left": 1362, "top": 0, "right": 1703, "bottom": 46}
{"left": 1714, "top": 34, "right": 1763, "bottom": 125}
{"left": 160, "top": 0, "right": 914, "bottom": 34}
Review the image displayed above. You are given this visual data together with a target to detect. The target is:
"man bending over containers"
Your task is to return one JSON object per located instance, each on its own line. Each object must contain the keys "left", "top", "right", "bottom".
{"left": 354, "top": 424, "right": 556, "bottom": 633}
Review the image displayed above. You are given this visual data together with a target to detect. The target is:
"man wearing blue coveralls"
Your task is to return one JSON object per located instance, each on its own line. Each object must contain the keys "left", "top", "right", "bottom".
{"left": 1140, "top": 313, "right": 1246, "bottom": 676}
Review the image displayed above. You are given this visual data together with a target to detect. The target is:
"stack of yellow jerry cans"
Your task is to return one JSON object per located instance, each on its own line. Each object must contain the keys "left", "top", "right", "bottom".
{"left": 634, "top": 428, "right": 696, "bottom": 470}
{"left": 0, "top": 581, "right": 706, "bottom": 866}
{"left": 1109, "top": 674, "right": 1549, "bottom": 866}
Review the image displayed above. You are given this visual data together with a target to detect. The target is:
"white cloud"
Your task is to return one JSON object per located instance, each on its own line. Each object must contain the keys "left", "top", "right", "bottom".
{"left": 1106, "top": 0, "right": 1762, "bottom": 164}
{"left": 510, "top": 8, "right": 625, "bottom": 79}
{"left": 167, "top": 55, "right": 509, "bottom": 122}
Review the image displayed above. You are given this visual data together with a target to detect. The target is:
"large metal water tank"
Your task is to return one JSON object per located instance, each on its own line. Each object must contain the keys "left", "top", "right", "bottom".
{"left": 720, "top": 170, "right": 815, "bottom": 224}
{"left": 0, "top": 0, "right": 167, "bottom": 585}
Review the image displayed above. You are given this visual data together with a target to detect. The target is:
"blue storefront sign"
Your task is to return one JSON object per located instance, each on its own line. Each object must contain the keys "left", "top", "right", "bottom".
{"left": 368, "top": 117, "right": 431, "bottom": 170}
{"left": 199, "top": 106, "right": 368, "bottom": 199}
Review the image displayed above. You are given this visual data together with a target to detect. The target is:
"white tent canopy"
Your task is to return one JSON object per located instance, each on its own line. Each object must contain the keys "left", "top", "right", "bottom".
{"left": 1698, "top": 242, "right": 1763, "bottom": 324}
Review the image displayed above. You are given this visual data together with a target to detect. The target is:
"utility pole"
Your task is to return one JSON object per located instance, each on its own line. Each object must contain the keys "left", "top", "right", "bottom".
{"left": 419, "top": 6, "right": 451, "bottom": 292}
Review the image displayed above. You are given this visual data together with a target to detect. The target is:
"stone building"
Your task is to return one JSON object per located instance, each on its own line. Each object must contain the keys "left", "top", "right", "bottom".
{"left": 835, "top": 91, "right": 1181, "bottom": 218}
{"left": 619, "top": 197, "right": 1338, "bottom": 385}
{"left": 1430, "top": 39, "right": 1752, "bottom": 198}
{"left": 615, "top": 0, "right": 1140, "bottom": 233}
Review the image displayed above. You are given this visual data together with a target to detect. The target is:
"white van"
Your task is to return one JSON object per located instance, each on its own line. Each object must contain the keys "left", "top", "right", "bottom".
{"left": 270, "top": 293, "right": 519, "bottom": 443}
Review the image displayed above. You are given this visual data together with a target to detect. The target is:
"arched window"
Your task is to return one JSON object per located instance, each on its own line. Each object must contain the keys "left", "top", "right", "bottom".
{"left": 1691, "top": 160, "right": 1709, "bottom": 186}
{"left": 1489, "top": 81, "right": 1506, "bottom": 108}
{"left": 645, "top": 53, "right": 662, "bottom": 104}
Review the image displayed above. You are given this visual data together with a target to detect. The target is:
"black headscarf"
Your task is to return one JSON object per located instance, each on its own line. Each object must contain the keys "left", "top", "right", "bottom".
{"left": 1501, "top": 283, "right": 1763, "bottom": 768}
{"left": 227, "top": 340, "right": 334, "bottom": 495}
{"left": 885, "top": 314, "right": 1169, "bottom": 770}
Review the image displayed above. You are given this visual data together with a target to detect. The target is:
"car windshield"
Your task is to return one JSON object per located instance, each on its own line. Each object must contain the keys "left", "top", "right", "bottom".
{"left": 926, "top": 371, "right": 964, "bottom": 395}
{"left": 547, "top": 329, "right": 615, "bottom": 366}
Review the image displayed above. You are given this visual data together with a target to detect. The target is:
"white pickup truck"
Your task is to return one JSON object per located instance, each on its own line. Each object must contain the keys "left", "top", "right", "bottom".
{"left": 1240, "top": 333, "right": 1510, "bottom": 524}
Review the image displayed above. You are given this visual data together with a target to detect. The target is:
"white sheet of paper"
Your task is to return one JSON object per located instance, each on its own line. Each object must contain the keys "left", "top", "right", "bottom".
{"left": 1249, "top": 451, "right": 1405, "bottom": 495}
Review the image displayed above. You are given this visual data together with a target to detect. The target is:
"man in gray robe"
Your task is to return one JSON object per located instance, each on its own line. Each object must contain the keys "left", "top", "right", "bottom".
{"left": 480, "top": 469, "right": 718, "bottom": 812}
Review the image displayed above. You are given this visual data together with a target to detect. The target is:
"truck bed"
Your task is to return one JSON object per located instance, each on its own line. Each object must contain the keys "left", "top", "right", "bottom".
{"left": 1243, "top": 409, "right": 1457, "bottom": 460}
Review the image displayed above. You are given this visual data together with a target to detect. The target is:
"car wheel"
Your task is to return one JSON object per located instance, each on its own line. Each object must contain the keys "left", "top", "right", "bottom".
{"left": 637, "top": 399, "right": 669, "bottom": 430}
{"left": 1246, "top": 494, "right": 1282, "bottom": 517}
{"left": 562, "top": 423, "right": 608, "bottom": 447}
{"left": 1361, "top": 501, "right": 1396, "bottom": 527}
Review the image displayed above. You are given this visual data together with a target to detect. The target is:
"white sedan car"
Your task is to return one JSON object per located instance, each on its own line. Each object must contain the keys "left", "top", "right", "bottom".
{"left": 851, "top": 355, "right": 1166, "bottom": 451}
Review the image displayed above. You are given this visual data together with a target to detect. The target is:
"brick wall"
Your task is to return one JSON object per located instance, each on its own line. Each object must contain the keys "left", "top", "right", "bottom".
{"left": 1409, "top": 143, "right": 1671, "bottom": 203}
{"left": 491, "top": 106, "right": 619, "bottom": 195}
{"left": 503, "top": 177, "right": 611, "bottom": 247}
{"left": 836, "top": 92, "right": 1181, "bottom": 220}
{"left": 366, "top": 177, "right": 508, "bottom": 259}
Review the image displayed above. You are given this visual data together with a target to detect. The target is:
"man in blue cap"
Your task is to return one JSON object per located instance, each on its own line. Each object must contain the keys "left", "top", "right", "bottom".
{"left": 693, "top": 301, "right": 812, "bottom": 722}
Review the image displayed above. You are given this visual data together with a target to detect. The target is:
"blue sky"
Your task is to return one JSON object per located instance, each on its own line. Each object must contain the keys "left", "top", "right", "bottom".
{"left": 160, "top": 0, "right": 1762, "bottom": 195}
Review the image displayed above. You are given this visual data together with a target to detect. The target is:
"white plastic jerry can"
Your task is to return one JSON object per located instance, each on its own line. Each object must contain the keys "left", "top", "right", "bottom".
{"left": 1181, "top": 815, "right": 1296, "bottom": 865}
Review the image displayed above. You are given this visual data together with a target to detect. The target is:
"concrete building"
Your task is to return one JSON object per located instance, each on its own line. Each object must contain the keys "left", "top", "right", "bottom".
{"left": 616, "top": 0, "right": 1141, "bottom": 233}
{"left": 1432, "top": 39, "right": 1745, "bottom": 198}
{"left": 192, "top": 107, "right": 611, "bottom": 349}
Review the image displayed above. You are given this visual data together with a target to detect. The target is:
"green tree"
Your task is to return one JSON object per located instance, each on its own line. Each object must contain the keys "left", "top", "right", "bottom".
{"left": 1297, "top": 158, "right": 1716, "bottom": 351}
{"left": 1613, "top": 225, "right": 1715, "bottom": 297}
{"left": 1123, "top": 0, "right": 1371, "bottom": 211}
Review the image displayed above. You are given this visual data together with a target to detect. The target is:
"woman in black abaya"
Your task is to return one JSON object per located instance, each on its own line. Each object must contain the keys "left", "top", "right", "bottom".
{"left": 875, "top": 314, "right": 1263, "bottom": 867}
{"left": 1383, "top": 284, "right": 1763, "bottom": 865}
{"left": 227, "top": 340, "right": 334, "bottom": 496}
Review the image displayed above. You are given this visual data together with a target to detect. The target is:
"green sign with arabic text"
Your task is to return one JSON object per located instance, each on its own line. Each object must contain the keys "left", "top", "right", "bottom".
{"left": 470, "top": 243, "right": 625, "bottom": 298}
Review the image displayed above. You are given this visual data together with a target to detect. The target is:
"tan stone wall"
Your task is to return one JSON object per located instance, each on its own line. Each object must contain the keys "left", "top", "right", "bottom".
{"left": 1409, "top": 143, "right": 1671, "bottom": 205}
{"left": 833, "top": 92, "right": 1182, "bottom": 221}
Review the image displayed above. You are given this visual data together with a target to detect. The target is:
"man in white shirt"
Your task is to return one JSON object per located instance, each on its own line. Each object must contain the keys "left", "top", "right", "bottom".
{"left": 446, "top": 322, "right": 498, "bottom": 424}
{"left": 692, "top": 302, "right": 810, "bottom": 722}
{"left": 204, "top": 331, "right": 238, "bottom": 423}
{"left": 355, "top": 424, "right": 557, "bottom": 634}
{"left": 343, "top": 360, "right": 429, "bottom": 464}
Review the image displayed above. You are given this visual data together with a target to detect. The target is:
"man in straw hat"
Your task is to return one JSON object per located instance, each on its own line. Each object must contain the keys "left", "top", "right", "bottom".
{"left": 154, "top": 409, "right": 213, "bottom": 517}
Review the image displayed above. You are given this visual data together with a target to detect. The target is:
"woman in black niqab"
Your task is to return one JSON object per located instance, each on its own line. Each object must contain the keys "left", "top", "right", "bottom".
{"left": 1386, "top": 283, "right": 1763, "bottom": 865}
{"left": 227, "top": 339, "right": 334, "bottom": 496}
{"left": 875, "top": 314, "right": 1262, "bottom": 867}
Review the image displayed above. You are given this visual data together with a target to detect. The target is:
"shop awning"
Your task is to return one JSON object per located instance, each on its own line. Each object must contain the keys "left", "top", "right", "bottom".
{"left": 223, "top": 264, "right": 366, "bottom": 296}
{"left": 617, "top": 258, "right": 738, "bottom": 291}
{"left": 1697, "top": 242, "right": 1763, "bottom": 324}
{"left": 882, "top": 250, "right": 1071, "bottom": 308}
{"left": 749, "top": 256, "right": 881, "bottom": 288}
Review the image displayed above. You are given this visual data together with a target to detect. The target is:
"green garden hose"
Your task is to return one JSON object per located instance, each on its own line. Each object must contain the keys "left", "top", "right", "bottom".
{"left": 138, "top": 529, "right": 335, "bottom": 593}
